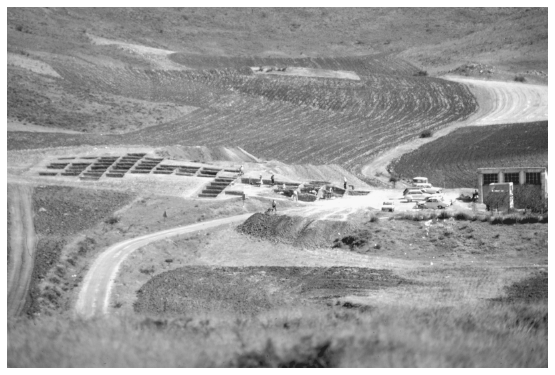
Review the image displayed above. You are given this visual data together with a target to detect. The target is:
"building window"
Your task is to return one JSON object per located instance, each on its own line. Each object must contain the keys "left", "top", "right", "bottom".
{"left": 483, "top": 173, "right": 498, "bottom": 185}
{"left": 526, "top": 172, "right": 541, "bottom": 185}
{"left": 504, "top": 173, "right": 520, "bottom": 185}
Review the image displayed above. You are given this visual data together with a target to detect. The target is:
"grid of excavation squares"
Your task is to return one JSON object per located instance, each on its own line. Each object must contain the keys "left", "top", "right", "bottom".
{"left": 61, "top": 161, "right": 93, "bottom": 176}
{"left": 39, "top": 160, "right": 71, "bottom": 176}
{"left": 176, "top": 165, "right": 201, "bottom": 176}
{"left": 196, "top": 167, "right": 222, "bottom": 178}
{"left": 107, "top": 153, "right": 146, "bottom": 178}
{"left": 81, "top": 156, "right": 119, "bottom": 180}
{"left": 152, "top": 163, "right": 187, "bottom": 175}
{"left": 131, "top": 157, "right": 163, "bottom": 174}
{"left": 199, "top": 176, "right": 237, "bottom": 198}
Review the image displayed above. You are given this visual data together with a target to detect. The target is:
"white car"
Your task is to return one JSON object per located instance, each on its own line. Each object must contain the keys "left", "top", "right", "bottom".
{"left": 403, "top": 188, "right": 433, "bottom": 202}
{"left": 416, "top": 196, "right": 453, "bottom": 209}
{"left": 381, "top": 201, "right": 395, "bottom": 212}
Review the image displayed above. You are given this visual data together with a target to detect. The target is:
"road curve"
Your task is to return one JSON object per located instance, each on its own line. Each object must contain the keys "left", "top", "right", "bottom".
{"left": 361, "top": 77, "right": 548, "bottom": 185}
{"left": 75, "top": 212, "right": 254, "bottom": 319}
{"left": 7, "top": 184, "right": 37, "bottom": 317}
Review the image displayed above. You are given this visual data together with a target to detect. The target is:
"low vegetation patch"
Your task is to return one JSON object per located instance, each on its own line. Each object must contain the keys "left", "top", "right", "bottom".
{"left": 8, "top": 299, "right": 547, "bottom": 367}
{"left": 26, "top": 186, "right": 134, "bottom": 316}
{"left": 134, "top": 266, "right": 408, "bottom": 317}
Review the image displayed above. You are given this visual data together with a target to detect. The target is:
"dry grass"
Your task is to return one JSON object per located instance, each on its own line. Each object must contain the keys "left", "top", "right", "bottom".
{"left": 8, "top": 297, "right": 547, "bottom": 367}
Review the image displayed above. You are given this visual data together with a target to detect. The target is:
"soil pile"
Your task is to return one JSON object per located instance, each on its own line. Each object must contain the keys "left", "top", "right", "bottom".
{"left": 237, "top": 213, "right": 358, "bottom": 248}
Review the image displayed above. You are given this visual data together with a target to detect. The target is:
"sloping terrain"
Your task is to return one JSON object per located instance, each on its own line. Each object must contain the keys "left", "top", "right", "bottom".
{"left": 7, "top": 63, "right": 478, "bottom": 175}
{"left": 389, "top": 121, "right": 548, "bottom": 188}
{"left": 7, "top": 8, "right": 547, "bottom": 72}
{"left": 7, "top": 8, "right": 549, "bottom": 368}
{"left": 361, "top": 77, "right": 548, "bottom": 185}
{"left": 24, "top": 186, "right": 134, "bottom": 316}
{"left": 7, "top": 184, "right": 37, "bottom": 317}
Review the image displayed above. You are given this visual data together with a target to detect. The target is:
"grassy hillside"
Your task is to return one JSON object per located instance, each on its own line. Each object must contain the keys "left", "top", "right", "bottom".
{"left": 8, "top": 267, "right": 548, "bottom": 367}
{"left": 7, "top": 8, "right": 547, "bottom": 71}
{"left": 389, "top": 121, "right": 548, "bottom": 188}
{"left": 7, "top": 8, "right": 547, "bottom": 175}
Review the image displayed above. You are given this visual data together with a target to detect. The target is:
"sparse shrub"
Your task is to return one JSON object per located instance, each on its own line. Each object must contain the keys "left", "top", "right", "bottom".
{"left": 414, "top": 70, "right": 428, "bottom": 76}
{"left": 105, "top": 216, "right": 120, "bottom": 225}
{"left": 438, "top": 211, "right": 452, "bottom": 220}
{"left": 389, "top": 174, "right": 400, "bottom": 188}
{"left": 454, "top": 212, "right": 473, "bottom": 221}
{"left": 490, "top": 216, "right": 503, "bottom": 225}
{"left": 420, "top": 129, "right": 433, "bottom": 138}
{"left": 519, "top": 215, "right": 539, "bottom": 224}
{"left": 139, "top": 266, "right": 155, "bottom": 275}
{"left": 231, "top": 337, "right": 340, "bottom": 368}
{"left": 77, "top": 237, "right": 96, "bottom": 255}
{"left": 514, "top": 75, "right": 526, "bottom": 82}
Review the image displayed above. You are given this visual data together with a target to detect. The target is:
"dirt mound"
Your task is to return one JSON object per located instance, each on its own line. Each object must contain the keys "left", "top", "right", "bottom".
{"left": 237, "top": 213, "right": 358, "bottom": 248}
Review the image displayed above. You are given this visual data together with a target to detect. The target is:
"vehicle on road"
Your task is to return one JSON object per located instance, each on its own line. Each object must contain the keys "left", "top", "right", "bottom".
{"left": 403, "top": 188, "right": 434, "bottom": 202}
{"left": 415, "top": 196, "right": 452, "bottom": 209}
{"left": 381, "top": 200, "right": 395, "bottom": 212}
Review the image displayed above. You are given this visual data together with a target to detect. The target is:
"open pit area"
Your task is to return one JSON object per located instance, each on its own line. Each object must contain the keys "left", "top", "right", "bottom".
{"left": 7, "top": 7, "right": 548, "bottom": 368}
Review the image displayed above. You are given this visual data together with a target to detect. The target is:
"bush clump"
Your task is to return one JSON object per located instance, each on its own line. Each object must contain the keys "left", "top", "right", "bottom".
{"left": 420, "top": 129, "right": 433, "bottom": 138}
{"left": 514, "top": 75, "right": 526, "bottom": 82}
{"left": 105, "top": 216, "right": 120, "bottom": 225}
{"left": 414, "top": 70, "right": 428, "bottom": 76}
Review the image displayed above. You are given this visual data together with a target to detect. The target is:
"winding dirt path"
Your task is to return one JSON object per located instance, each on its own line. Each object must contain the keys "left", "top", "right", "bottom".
{"left": 7, "top": 184, "right": 37, "bottom": 317}
{"left": 75, "top": 213, "right": 254, "bottom": 318}
{"left": 361, "top": 77, "right": 548, "bottom": 185}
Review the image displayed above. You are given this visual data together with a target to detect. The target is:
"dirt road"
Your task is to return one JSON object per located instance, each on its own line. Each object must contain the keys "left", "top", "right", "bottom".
{"left": 7, "top": 184, "right": 37, "bottom": 317}
{"left": 75, "top": 212, "right": 254, "bottom": 319}
{"left": 362, "top": 77, "right": 548, "bottom": 185}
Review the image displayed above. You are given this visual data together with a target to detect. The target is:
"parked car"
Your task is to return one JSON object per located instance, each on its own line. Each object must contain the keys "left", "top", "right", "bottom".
{"left": 416, "top": 196, "right": 452, "bottom": 209}
{"left": 412, "top": 177, "right": 431, "bottom": 188}
{"left": 403, "top": 188, "right": 433, "bottom": 202}
{"left": 422, "top": 186, "right": 443, "bottom": 194}
{"left": 381, "top": 200, "right": 395, "bottom": 212}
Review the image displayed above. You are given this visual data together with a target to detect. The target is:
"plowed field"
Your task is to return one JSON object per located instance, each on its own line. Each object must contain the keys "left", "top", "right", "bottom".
{"left": 8, "top": 58, "right": 478, "bottom": 175}
{"left": 361, "top": 77, "right": 548, "bottom": 185}
{"left": 389, "top": 121, "right": 548, "bottom": 188}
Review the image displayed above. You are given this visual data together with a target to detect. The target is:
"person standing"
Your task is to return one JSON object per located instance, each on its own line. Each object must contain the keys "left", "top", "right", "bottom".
{"left": 242, "top": 192, "right": 246, "bottom": 207}
{"left": 293, "top": 189, "right": 298, "bottom": 201}
{"left": 343, "top": 176, "right": 347, "bottom": 190}
{"left": 272, "top": 199, "right": 277, "bottom": 213}
{"left": 271, "top": 174, "right": 275, "bottom": 185}
{"left": 259, "top": 174, "right": 263, "bottom": 187}
{"left": 239, "top": 165, "right": 244, "bottom": 176}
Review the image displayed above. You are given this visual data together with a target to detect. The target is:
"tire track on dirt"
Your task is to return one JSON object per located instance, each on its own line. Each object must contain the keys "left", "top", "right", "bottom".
{"left": 361, "top": 77, "right": 548, "bottom": 185}
{"left": 75, "top": 213, "right": 255, "bottom": 319}
{"left": 7, "top": 184, "right": 37, "bottom": 317}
